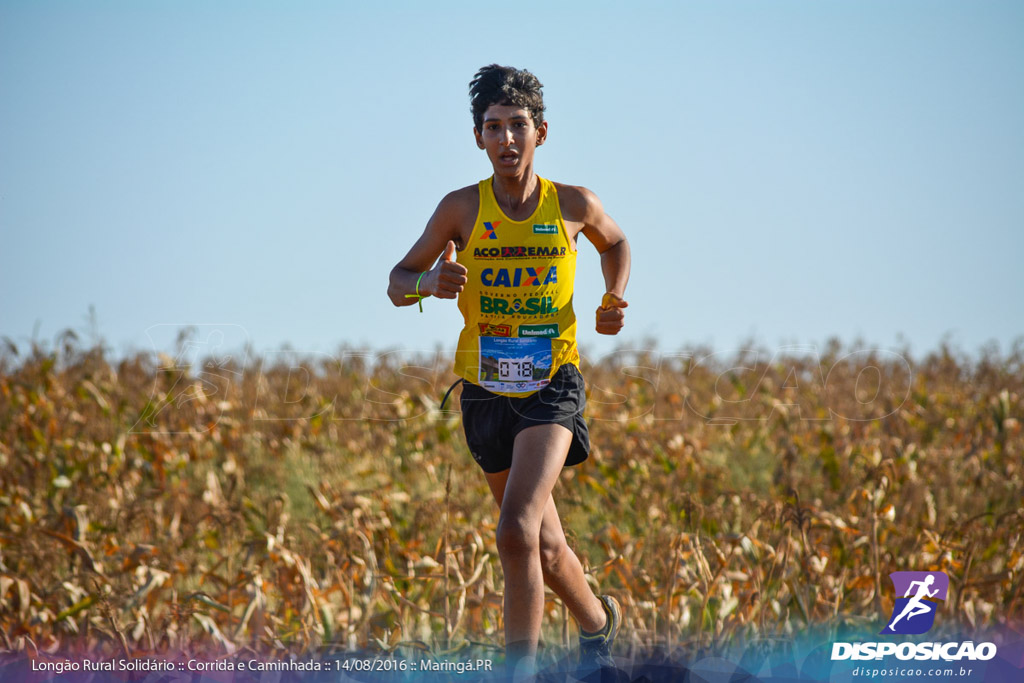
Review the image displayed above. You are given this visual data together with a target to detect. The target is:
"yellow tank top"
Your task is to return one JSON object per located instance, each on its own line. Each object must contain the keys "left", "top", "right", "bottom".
{"left": 453, "top": 176, "right": 579, "bottom": 395}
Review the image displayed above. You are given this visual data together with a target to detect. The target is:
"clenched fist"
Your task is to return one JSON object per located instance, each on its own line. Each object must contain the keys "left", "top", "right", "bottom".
{"left": 596, "top": 292, "right": 628, "bottom": 335}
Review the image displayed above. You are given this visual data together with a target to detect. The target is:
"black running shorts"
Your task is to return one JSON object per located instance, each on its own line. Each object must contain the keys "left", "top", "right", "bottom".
{"left": 459, "top": 363, "right": 590, "bottom": 474}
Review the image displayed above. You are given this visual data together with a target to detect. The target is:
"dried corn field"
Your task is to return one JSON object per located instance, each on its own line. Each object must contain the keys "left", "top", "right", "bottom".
{"left": 1, "top": 333, "right": 1022, "bottom": 667}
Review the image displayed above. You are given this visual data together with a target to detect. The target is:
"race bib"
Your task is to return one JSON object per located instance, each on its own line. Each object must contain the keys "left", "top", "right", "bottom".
{"left": 478, "top": 337, "right": 553, "bottom": 393}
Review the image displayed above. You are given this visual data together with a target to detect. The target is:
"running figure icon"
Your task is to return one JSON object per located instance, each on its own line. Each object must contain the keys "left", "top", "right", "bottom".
{"left": 887, "top": 574, "right": 938, "bottom": 631}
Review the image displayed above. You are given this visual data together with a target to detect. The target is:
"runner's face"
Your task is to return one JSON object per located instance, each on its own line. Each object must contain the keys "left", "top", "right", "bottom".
{"left": 474, "top": 105, "right": 546, "bottom": 175}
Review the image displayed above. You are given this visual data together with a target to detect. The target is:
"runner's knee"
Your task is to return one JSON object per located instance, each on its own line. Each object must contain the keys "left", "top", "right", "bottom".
{"left": 496, "top": 516, "right": 540, "bottom": 558}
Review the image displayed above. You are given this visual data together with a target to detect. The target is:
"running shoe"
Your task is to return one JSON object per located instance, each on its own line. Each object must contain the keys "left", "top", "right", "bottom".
{"left": 578, "top": 594, "right": 620, "bottom": 670}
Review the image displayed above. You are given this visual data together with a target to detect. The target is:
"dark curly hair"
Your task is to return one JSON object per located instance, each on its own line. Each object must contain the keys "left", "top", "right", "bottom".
{"left": 469, "top": 64, "right": 545, "bottom": 133}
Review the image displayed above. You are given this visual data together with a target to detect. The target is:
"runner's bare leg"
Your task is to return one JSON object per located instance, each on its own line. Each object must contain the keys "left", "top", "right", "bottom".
{"left": 486, "top": 423, "right": 607, "bottom": 672}
{"left": 485, "top": 471, "right": 607, "bottom": 633}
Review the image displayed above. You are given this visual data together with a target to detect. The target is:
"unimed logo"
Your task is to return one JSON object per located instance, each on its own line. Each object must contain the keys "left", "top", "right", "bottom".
{"left": 881, "top": 571, "right": 949, "bottom": 635}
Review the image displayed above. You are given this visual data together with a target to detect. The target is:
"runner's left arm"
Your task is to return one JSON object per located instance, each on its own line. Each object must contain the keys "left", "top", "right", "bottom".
{"left": 576, "top": 188, "right": 631, "bottom": 335}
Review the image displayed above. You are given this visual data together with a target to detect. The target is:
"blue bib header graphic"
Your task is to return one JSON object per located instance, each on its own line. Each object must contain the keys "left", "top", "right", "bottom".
{"left": 881, "top": 571, "right": 949, "bottom": 635}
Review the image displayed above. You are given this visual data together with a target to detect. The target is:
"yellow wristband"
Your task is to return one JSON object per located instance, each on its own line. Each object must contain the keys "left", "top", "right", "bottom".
{"left": 600, "top": 292, "right": 621, "bottom": 309}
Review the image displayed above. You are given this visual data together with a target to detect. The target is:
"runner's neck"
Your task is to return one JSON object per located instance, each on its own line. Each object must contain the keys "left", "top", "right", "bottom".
{"left": 491, "top": 174, "right": 540, "bottom": 220}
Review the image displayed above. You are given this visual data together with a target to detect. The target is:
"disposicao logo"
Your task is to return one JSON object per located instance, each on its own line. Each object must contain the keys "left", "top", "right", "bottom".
{"left": 880, "top": 571, "right": 949, "bottom": 635}
{"left": 831, "top": 569, "right": 997, "bottom": 663}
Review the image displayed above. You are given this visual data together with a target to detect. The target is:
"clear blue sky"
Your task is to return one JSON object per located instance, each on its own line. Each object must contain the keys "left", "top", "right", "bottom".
{"left": 3, "top": 1, "right": 1022, "bottom": 362}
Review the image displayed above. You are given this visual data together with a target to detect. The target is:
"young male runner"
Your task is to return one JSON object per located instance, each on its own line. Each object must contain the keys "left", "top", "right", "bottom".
{"left": 388, "top": 64, "right": 630, "bottom": 675}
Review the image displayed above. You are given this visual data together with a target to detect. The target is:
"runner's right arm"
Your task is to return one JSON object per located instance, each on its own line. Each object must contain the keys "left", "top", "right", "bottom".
{"left": 388, "top": 190, "right": 472, "bottom": 307}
